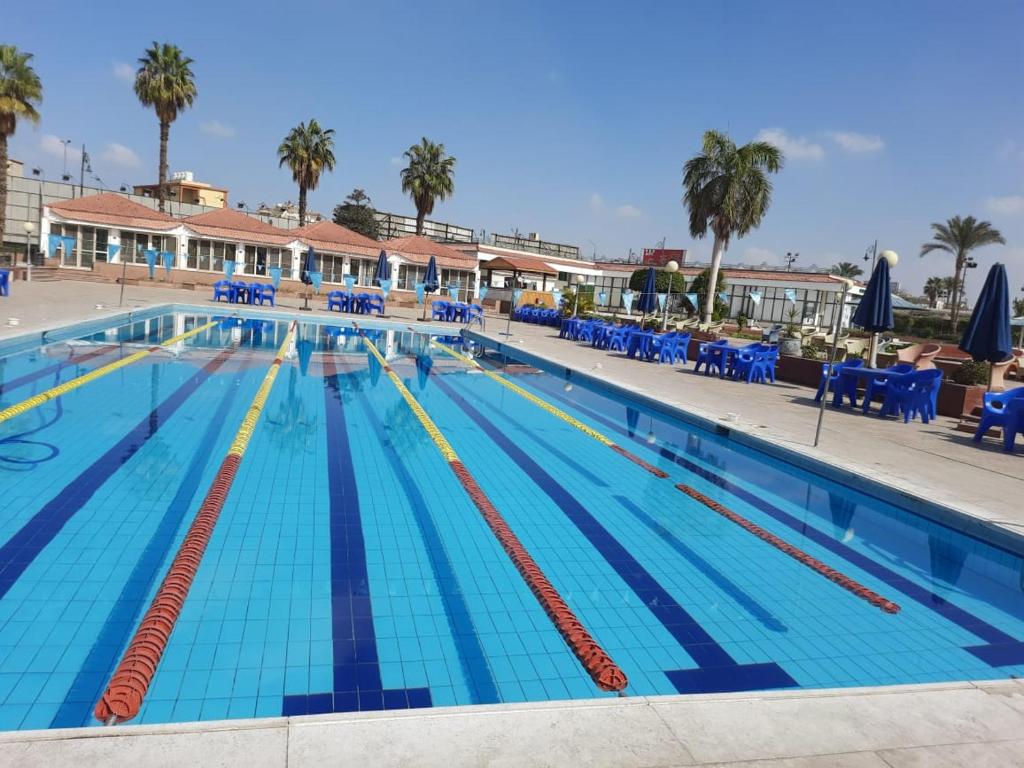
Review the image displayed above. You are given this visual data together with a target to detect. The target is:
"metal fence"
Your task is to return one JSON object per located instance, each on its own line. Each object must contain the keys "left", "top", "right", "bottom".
{"left": 492, "top": 234, "right": 580, "bottom": 260}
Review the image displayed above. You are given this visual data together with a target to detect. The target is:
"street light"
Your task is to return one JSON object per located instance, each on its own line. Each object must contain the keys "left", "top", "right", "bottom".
{"left": 784, "top": 251, "right": 799, "bottom": 271}
{"left": 23, "top": 221, "right": 35, "bottom": 282}
{"left": 662, "top": 259, "right": 679, "bottom": 330}
{"left": 572, "top": 273, "right": 585, "bottom": 317}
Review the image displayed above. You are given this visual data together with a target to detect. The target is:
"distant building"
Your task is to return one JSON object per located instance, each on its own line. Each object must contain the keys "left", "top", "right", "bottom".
{"left": 491, "top": 232, "right": 581, "bottom": 260}
{"left": 642, "top": 247, "right": 686, "bottom": 267}
{"left": 255, "top": 201, "right": 322, "bottom": 223}
{"left": 6, "top": 159, "right": 23, "bottom": 177}
{"left": 134, "top": 171, "right": 229, "bottom": 208}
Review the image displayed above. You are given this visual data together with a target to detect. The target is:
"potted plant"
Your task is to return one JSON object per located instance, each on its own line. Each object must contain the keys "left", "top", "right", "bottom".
{"left": 779, "top": 307, "right": 802, "bottom": 357}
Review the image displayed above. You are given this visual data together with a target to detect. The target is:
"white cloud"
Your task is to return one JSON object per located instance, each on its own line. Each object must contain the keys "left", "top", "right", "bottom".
{"left": 614, "top": 204, "right": 644, "bottom": 220}
{"left": 200, "top": 120, "right": 236, "bottom": 139}
{"left": 986, "top": 195, "right": 1024, "bottom": 216}
{"left": 743, "top": 246, "right": 777, "bottom": 265}
{"left": 755, "top": 128, "right": 824, "bottom": 161}
{"left": 827, "top": 131, "right": 885, "bottom": 153}
{"left": 40, "top": 134, "right": 81, "bottom": 163}
{"left": 101, "top": 143, "right": 142, "bottom": 168}
{"left": 112, "top": 62, "right": 134, "bottom": 82}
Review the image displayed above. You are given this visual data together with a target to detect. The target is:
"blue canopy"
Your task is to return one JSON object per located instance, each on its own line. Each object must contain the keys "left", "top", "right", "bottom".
{"left": 959, "top": 262, "right": 1013, "bottom": 364}
{"left": 373, "top": 250, "right": 390, "bottom": 285}
{"left": 300, "top": 247, "right": 316, "bottom": 286}
{"left": 424, "top": 256, "right": 439, "bottom": 293}
{"left": 851, "top": 259, "right": 893, "bottom": 332}
{"left": 636, "top": 267, "right": 659, "bottom": 315}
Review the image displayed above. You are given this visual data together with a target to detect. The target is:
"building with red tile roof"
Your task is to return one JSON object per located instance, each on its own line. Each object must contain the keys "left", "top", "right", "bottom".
{"left": 48, "top": 193, "right": 178, "bottom": 232}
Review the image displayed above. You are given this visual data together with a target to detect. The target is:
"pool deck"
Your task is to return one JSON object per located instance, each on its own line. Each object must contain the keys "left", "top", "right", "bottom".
{"left": 2, "top": 280, "right": 1024, "bottom": 766}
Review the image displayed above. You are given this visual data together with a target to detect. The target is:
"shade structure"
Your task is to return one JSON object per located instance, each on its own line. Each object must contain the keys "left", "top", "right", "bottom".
{"left": 636, "top": 267, "right": 659, "bottom": 315}
{"left": 959, "top": 263, "right": 1013, "bottom": 364}
{"left": 851, "top": 259, "right": 893, "bottom": 332}
{"left": 373, "top": 250, "right": 391, "bottom": 285}
{"left": 300, "top": 248, "right": 316, "bottom": 286}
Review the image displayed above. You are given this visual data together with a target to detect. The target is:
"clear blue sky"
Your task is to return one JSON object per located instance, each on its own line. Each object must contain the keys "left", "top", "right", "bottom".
{"left": 6, "top": 0, "right": 1024, "bottom": 299}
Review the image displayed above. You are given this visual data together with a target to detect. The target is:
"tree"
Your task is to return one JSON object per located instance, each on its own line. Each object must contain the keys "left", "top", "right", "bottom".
{"left": 0, "top": 45, "right": 43, "bottom": 248}
{"left": 831, "top": 261, "right": 863, "bottom": 279}
{"left": 687, "top": 267, "right": 729, "bottom": 320}
{"left": 922, "top": 276, "right": 956, "bottom": 309}
{"left": 400, "top": 137, "right": 456, "bottom": 235}
{"left": 919, "top": 215, "right": 1005, "bottom": 329}
{"left": 332, "top": 188, "right": 379, "bottom": 240}
{"left": 134, "top": 42, "right": 197, "bottom": 213}
{"left": 683, "top": 130, "right": 783, "bottom": 324}
{"left": 627, "top": 268, "right": 682, "bottom": 293}
{"left": 278, "top": 119, "right": 336, "bottom": 227}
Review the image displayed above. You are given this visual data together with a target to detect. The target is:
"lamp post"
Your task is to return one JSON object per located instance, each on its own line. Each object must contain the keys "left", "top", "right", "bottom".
{"left": 23, "top": 221, "right": 35, "bottom": 282}
{"left": 784, "top": 251, "right": 799, "bottom": 272}
{"left": 662, "top": 259, "right": 679, "bottom": 330}
{"left": 863, "top": 240, "right": 878, "bottom": 271}
{"left": 572, "top": 273, "right": 585, "bottom": 317}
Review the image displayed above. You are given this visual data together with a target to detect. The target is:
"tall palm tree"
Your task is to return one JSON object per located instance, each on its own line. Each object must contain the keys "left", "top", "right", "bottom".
{"left": 919, "top": 215, "right": 1005, "bottom": 328}
{"left": 277, "top": 119, "right": 336, "bottom": 227}
{"left": 134, "top": 43, "right": 197, "bottom": 213}
{"left": 400, "top": 137, "right": 456, "bottom": 235}
{"left": 683, "top": 130, "right": 784, "bottom": 324}
{"left": 0, "top": 45, "right": 43, "bottom": 247}
{"left": 830, "top": 261, "right": 863, "bottom": 279}
{"left": 922, "top": 276, "right": 946, "bottom": 308}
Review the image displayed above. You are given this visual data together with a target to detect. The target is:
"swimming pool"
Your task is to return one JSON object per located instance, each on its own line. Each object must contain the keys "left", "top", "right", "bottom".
{"left": 0, "top": 309, "right": 1022, "bottom": 731}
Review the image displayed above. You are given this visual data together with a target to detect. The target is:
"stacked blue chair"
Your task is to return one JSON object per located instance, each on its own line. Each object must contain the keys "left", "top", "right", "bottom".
{"left": 431, "top": 300, "right": 449, "bottom": 321}
{"left": 365, "top": 295, "right": 385, "bottom": 316}
{"left": 816, "top": 358, "right": 863, "bottom": 405}
{"left": 731, "top": 345, "right": 777, "bottom": 383}
{"left": 257, "top": 284, "right": 276, "bottom": 306}
{"left": 878, "top": 369, "right": 944, "bottom": 423}
{"left": 973, "top": 388, "right": 1024, "bottom": 452}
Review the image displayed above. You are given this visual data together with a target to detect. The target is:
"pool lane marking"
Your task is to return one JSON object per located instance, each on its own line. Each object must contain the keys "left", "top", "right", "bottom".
{"left": 0, "top": 320, "right": 219, "bottom": 425}
{"left": 94, "top": 321, "right": 296, "bottom": 725}
{"left": 429, "top": 339, "right": 668, "bottom": 479}
{"left": 0, "top": 347, "right": 237, "bottom": 602}
{"left": 432, "top": 371, "right": 797, "bottom": 694}
{"left": 359, "top": 327, "right": 628, "bottom": 694}
{"left": 50, "top": 342, "right": 254, "bottom": 729}
{"left": 676, "top": 484, "right": 900, "bottom": 614}
{"left": 519, "top": 374, "right": 1024, "bottom": 663}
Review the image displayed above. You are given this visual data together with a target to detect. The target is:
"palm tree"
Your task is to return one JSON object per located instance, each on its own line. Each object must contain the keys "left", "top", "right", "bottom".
{"left": 830, "top": 261, "right": 863, "bottom": 279}
{"left": 277, "top": 119, "right": 336, "bottom": 227}
{"left": 683, "top": 130, "right": 784, "bottom": 324}
{"left": 134, "top": 42, "right": 197, "bottom": 213}
{"left": 922, "top": 276, "right": 946, "bottom": 308}
{"left": 919, "top": 216, "right": 1005, "bottom": 329}
{"left": 0, "top": 45, "right": 43, "bottom": 247}
{"left": 400, "top": 138, "right": 456, "bottom": 235}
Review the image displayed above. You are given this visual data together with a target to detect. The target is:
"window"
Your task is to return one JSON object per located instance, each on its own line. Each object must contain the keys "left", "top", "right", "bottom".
{"left": 349, "top": 257, "right": 374, "bottom": 286}
{"left": 316, "top": 252, "right": 345, "bottom": 284}
{"left": 187, "top": 239, "right": 233, "bottom": 272}
{"left": 121, "top": 231, "right": 177, "bottom": 265}
{"left": 397, "top": 264, "right": 426, "bottom": 291}
{"left": 50, "top": 224, "right": 109, "bottom": 268}
{"left": 244, "top": 245, "right": 292, "bottom": 277}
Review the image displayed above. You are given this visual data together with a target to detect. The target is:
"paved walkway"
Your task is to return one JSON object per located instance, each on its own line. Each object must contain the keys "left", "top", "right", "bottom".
{"left": 475, "top": 321, "right": 1023, "bottom": 540}
{"left": 1, "top": 680, "right": 1022, "bottom": 766}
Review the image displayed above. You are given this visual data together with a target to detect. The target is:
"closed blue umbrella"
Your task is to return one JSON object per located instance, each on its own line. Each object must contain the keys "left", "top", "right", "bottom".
{"left": 373, "top": 250, "right": 390, "bottom": 285}
{"left": 421, "top": 256, "right": 439, "bottom": 321}
{"left": 300, "top": 247, "right": 316, "bottom": 311}
{"left": 637, "top": 267, "right": 659, "bottom": 318}
{"left": 959, "top": 263, "right": 1012, "bottom": 366}
{"left": 851, "top": 259, "right": 893, "bottom": 332}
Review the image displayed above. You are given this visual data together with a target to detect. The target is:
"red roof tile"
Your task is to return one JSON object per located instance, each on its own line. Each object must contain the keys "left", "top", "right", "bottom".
{"left": 292, "top": 220, "right": 381, "bottom": 256}
{"left": 382, "top": 235, "right": 476, "bottom": 270}
{"left": 183, "top": 208, "right": 296, "bottom": 246}
{"left": 482, "top": 255, "right": 559, "bottom": 275}
{"left": 48, "top": 192, "right": 178, "bottom": 231}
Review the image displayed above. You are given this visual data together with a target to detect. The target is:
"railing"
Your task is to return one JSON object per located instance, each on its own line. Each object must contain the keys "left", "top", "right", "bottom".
{"left": 492, "top": 234, "right": 581, "bottom": 260}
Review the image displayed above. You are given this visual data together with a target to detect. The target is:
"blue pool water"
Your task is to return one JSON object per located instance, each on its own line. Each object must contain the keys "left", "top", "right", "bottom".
{"left": 0, "top": 310, "right": 1022, "bottom": 731}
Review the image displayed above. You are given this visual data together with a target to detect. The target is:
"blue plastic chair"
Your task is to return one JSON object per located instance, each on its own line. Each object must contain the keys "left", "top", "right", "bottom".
{"left": 432, "top": 301, "right": 449, "bottom": 321}
{"left": 816, "top": 359, "right": 863, "bottom": 405}
{"left": 327, "top": 290, "right": 347, "bottom": 312}
{"left": 365, "top": 295, "right": 385, "bottom": 316}
{"left": 878, "top": 369, "right": 944, "bottom": 423}
{"left": 973, "top": 388, "right": 1024, "bottom": 451}
{"left": 648, "top": 332, "right": 676, "bottom": 363}
{"left": 0, "top": 269, "right": 11, "bottom": 296}
{"left": 694, "top": 339, "right": 728, "bottom": 375}
{"left": 467, "top": 304, "right": 485, "bottom": 328}
{"left": 861, "top": 363, "right": 915, "bottom": 413}
{"left": 257, "top": 284, "right": 276, "bottom": 306}
{"left": 213, "top": 279, "right": 233, "bottom": 302}
{"left": 249, "top": 284, "right": 264, "bottom": 304}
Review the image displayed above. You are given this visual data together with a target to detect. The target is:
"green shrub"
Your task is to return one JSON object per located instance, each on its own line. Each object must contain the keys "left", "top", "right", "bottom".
{"left": 951, "top": 360, "right": 990, "bottom": 386}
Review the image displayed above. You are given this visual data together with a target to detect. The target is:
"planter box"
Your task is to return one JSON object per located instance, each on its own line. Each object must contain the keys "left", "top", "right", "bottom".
{"left": 936, "top": 381, "right": 985, "bottom": 418}
{"left": 775, "top": 354, "right": 824, "bottom": 388}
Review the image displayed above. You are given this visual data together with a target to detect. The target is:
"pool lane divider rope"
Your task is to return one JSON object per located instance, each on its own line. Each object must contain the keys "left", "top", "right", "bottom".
{"left": 94, "top": 320, "right": 298, "bottom": 725}
{"left": 359, "top": 325, "right": 628, "bottom": 693}
{"left": 0, "top": 320, "right": 220, "bottom": 425}
{"left": 428, "top": 338, "right": 668, "bottom": 480}
{"left": 675, "top": 483, "right": 901, "bottom": 614}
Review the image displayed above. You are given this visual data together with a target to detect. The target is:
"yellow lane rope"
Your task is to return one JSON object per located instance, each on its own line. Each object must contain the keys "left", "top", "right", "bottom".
{"left": 228, "top": 322, "right": 296, "bottom": 458}
{"left": 0, "top": 320, "right": 219, "bottom": 425}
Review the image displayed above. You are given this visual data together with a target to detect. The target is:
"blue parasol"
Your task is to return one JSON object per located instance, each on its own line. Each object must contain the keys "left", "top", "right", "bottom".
{"left": 373, "top": 250, "right": 390, "bottom": 285}
{"left": 959, "top": 262, "right": 1012, "bottom": 364}
{"left": 421, "top": 256, "right": 440, "bottom": 321}
{"left": 637, "top": 267, "right": 659, "bottom": 317}
{"left": 299, "top": 247, "right": 316, "bottom": 311}
{"left": 851, "top": 259, "right": 893, "bottom": 332}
